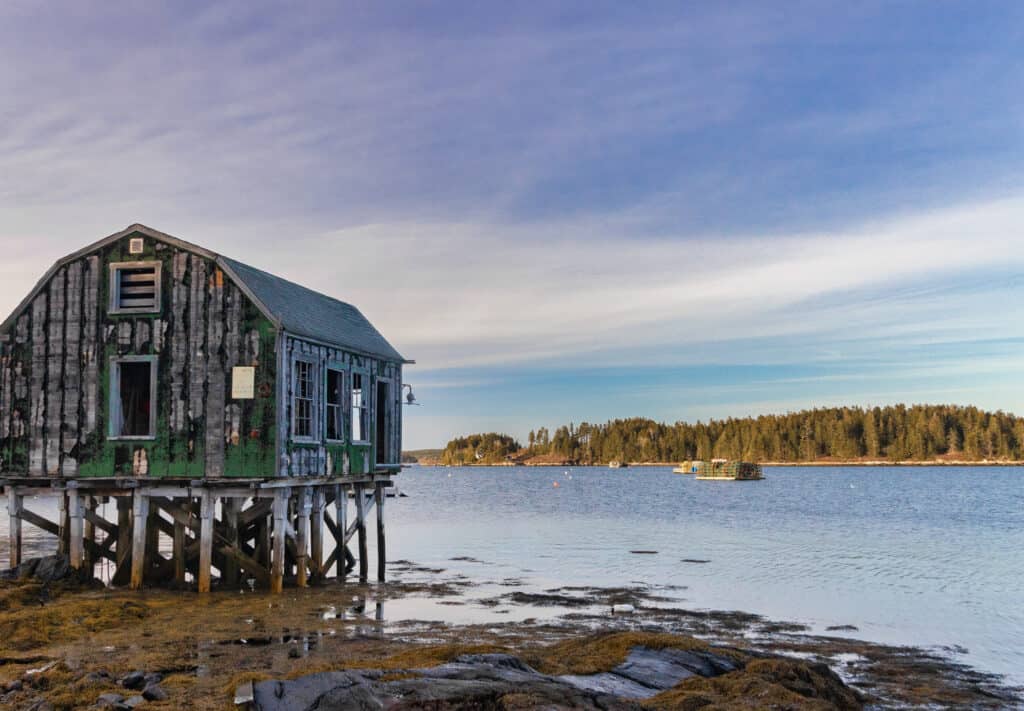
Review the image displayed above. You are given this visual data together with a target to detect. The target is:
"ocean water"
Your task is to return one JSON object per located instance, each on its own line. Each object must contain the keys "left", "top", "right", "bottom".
{"left": 387, "top": 465, "right": 1024, "bottom": 685}
{"left": 3, "top": 465, "right": 1022, "bottom": 685}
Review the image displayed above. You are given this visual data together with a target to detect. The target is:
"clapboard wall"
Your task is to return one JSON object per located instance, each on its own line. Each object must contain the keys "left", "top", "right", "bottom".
{"left": 279, "top": 335, "right": 402, "bottom": 477}
{"left": 0, "top": 234, "right": 278, "bottom": 478}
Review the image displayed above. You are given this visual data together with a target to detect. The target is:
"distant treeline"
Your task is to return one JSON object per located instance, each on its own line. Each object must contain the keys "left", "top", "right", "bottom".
{"left": 441, "top": 405, "right": 1024, "bottom": 465}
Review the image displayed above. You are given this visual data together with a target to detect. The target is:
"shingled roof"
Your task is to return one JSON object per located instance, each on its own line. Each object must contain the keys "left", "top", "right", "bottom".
{"left": 0, "top": 224, "right": 408, "bottom": 363}
{"left": 220, "top": 256, "right": 405, "bottom": 362}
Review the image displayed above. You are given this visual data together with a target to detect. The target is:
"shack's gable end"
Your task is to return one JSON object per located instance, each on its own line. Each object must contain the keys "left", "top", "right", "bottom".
{"left": 0, "top": 231, "right": 278, "bottom": 477}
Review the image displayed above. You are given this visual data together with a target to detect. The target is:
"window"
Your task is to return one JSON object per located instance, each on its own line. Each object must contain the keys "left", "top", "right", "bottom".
{"left": 109, "top": 357, "right": 157, "bottom": 439}
{"left": 293, "top": 360, "right": 315, "bottom": 439}
{"left": 326, "top": 367, "right": 345, "bottom": 441}
{"left": 351, "top": 372, "right": 368, "bottom": 442}
{"left": 109, "top": 261, "right": 161, "bottom": 314}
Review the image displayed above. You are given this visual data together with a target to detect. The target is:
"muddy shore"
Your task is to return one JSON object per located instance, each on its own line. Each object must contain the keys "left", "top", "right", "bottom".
{"left": 0, "top": 561, "right": 1020, "bottom": 710}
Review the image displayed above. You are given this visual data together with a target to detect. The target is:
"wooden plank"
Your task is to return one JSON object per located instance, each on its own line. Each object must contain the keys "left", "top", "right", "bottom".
{"left": 18, "top": 507, "right": 59, "bottom": 537}
{"left": 239, "top": 499, "right": 272, "bottom": 527}
{"left": 214, "top": 539, "right": 271, "bottom": 588}
{"left": 84, "top": 507, "right": 118, "bottom": 537}
{"left": 7, "top": 491, "right": 21, "bottom": 567}
{"left": 198, "top": 490, "right": 214, "bottom": 593}
{"left": 57, "top": 492, "right": 68, "bottom": 555}
{"left": 187, "top": 255, "right": 207, "bottom": 471}
{"left": 82, "top": 256, "right": 100, "bottom": 438}
{"left": 44, "top": 269, "right": 65, "bottom": 475}
{"left": 204, "top": 267, "right": 225, "bottom": 477}
{"left": 310, "top": 488, "right": 324, "bottom": 580}
{"left": 61, "top": 261, "right": 82, "bottom": 476}
{"left": 169, "top": 252, "right": 188, "bottom": 434}
{"left": 130, "top": 490, "right": 149, "bottom": 590}
{"left": 28, "top": 292, "right": 47, "bottom": 475}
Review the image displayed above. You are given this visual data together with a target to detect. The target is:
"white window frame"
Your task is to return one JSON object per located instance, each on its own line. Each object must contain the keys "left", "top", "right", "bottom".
{"left": 324, "top": 362, "right": 347, "bottom": 444}
{"left": 108, "top": 355, "right": 158, "bottom": 441}
{"left": 350, "top": 369, "right": 370, "bottom": 445}
{"left": 108, "top": 261, "right": 162, "bottom": 315}
{"left": 291, "top": 356, "right": 319, "bottom": 443}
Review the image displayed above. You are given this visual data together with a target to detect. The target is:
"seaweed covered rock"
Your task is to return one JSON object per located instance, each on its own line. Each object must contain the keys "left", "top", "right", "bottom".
{"left": 248, "top": 634, "right": 863, "bottom": 710}
{"left": 0, "top": 555, "right": 97, "bottom": 585}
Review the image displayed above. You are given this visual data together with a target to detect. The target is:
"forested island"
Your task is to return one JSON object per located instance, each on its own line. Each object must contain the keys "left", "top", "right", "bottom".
{"left": 423, "top": 404, "right": 1024, "bottom": 466}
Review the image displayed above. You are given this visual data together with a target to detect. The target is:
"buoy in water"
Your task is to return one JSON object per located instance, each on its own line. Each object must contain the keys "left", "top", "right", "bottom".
{"left": 552, "top": 481, "right": 560, "bottom": 488}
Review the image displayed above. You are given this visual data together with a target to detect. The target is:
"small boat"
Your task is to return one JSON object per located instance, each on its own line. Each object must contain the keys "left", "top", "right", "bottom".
{"left": 673, "top": 460, "right": 699, "bottom": 474}
{"left": 693, "top": 460, "right": 763, "bottom": 481}
{"left": 608, "top": 461, "right": 628, "bottom": 469}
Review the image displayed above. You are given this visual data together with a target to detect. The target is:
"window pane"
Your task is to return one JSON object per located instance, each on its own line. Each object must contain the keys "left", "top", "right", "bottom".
{"left": 119, "top": 362, "right": 152, "bottom": 436}
{"left": 294, "top": 360, "right": 315, "bottom": 438}
{"left": 351, "top": 373, "right": 364, "bottom": 441}
{"left": 326, "top": 369, "right": 343, "bottom": 440}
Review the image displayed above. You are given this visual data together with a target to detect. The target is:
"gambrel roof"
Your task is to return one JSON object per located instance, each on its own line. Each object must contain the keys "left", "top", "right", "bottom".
{"left": 0, "top": 224, "right": 409, "bottom": 363}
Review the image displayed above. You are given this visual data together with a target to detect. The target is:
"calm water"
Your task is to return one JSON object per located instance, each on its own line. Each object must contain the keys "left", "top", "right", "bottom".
{"left": 388, "top": 466, "right": 1024, "bottom": 685}
{"left": 3, "top": 466, "right": 1022, "bottom": 685}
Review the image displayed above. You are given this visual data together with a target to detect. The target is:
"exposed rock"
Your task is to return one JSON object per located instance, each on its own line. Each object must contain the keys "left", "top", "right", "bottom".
{"left": 6, "top": 679, "right": 24, "bottom": 692}
{"left": 96, "top": 692, "right": 125, "bottom": 707}
{"left": 123, "top": 695, "right": 146, "bottom": 708}
{"left": 120, "top": 670, "right": 147, "bottom": 690}
{"left": 0, "top": 555, "right": 78, "bottom": 583}
{"left": 141, "top": 684, "right": 167, "bottom": 701}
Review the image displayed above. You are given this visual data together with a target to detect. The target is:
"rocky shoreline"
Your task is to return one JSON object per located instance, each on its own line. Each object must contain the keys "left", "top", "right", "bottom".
{"left": 0, "top": 557, "right": 1020, "bottom": 710}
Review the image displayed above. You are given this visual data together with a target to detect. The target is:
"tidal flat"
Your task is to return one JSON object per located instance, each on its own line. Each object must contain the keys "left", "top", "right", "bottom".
{"left": 0, "top": 563, "right": 1020, "bottom": 710}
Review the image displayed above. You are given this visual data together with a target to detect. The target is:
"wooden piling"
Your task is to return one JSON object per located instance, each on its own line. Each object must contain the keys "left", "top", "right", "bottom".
{"left": 375, "top": 483, "right": 386, "bottom": 582}
{"left": 222, "top": 498, "right": 239, "bottom": 589}
{"left": 57, "top": 491, "right": 69, "bottom": 556}
{"left": 130, "top": 490, "right": 149, "bottom": 590}
{"left": 295, "top": 488, "right": 310, "bottom": 587}
{"left": 335, "top": 484, "right": 347, "bottom": 581}
{"left": 114, "top": 496, "right": 132, "bottom": 586}
{"left": 271, "top": 489, "right": 288, "bottom": 594}
{"left": 7, "top": 489, "right": 22, "bottom": 568}
{"left": 68, "top": 491, "right": 84, "bottom": 570}
{"left": 172, "top": 499, "right": 187, "bottom": 586}
{"left": 198, "top": 490, "right": 214, "bottom": 593}
{"left": 355, "top": 483, "right": 368, "bottom": 582}
{"left": 310, "top": 489, "right": 323, "bottom": 582}
{"left": 83, "top": 496, "right": 97, "bottom": 570}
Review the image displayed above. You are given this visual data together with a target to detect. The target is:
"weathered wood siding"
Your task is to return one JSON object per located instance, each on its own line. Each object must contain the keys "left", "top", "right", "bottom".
{"left": 279, "top": 335, "right": 402, "bottom": 477}
{"left": 0, "top": 232, "right": 277, "bottom": 478}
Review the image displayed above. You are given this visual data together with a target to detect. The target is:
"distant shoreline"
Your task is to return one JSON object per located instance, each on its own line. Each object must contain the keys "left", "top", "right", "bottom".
{"left": 406, "top": 459, "right": 1024, "bottom": 468}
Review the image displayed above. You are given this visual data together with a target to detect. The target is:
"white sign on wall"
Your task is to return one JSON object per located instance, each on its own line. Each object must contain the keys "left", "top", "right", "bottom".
{"left": 232, "top": 366, "right": 256, "bottom": 399}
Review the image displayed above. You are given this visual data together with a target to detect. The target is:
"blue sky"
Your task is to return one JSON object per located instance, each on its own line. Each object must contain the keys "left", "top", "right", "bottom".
{"left": 1, "top": 2, "right": 1023, "bottom": 448}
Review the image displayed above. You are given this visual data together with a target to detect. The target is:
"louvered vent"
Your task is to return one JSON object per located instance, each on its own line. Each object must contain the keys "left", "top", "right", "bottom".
{"left": 117, "top": 266, "right": 158, "bottom": 310}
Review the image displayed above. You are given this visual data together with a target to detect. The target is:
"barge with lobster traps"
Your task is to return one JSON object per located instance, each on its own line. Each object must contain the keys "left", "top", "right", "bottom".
{"left": 675, "top": 459, "right": 764, "bottom": 480}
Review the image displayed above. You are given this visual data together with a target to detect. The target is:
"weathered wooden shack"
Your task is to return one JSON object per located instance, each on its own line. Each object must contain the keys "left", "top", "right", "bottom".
{"left": 0, "top": 224, "right": 410, "bottom": 592}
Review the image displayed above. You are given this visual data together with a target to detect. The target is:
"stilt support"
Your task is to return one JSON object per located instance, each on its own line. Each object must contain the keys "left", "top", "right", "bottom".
{"left": 130, "top": 490, "right": 149, "bottom": 590}
{"left": 68, "top": 490, "right": 84, "bottom": 570}
{"left": 198, "top": 490, "right": 214, "bottom": 593}
{"left": 375, "top": 483, "right": 386, "bottom": 582}
{"left": 7, "top": 490, "right": 22, "bottom": 569}
{"left": 271, "top": 488, "right": 288, "bottom": 594}
{"left": 355, "top": 483, "right": 368, "bottom": 582}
